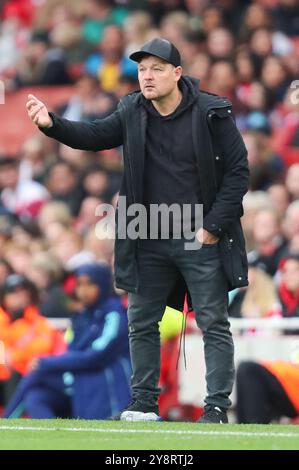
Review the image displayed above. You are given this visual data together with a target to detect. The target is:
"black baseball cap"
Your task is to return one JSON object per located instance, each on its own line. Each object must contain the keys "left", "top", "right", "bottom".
{"left": 129, "top": 38, "right": 181, "bottom": 67}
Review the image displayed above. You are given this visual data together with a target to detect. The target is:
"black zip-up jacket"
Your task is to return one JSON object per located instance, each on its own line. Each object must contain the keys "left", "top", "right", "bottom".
{"left": 41, "top": 76, "right": 249, "bottom": 310}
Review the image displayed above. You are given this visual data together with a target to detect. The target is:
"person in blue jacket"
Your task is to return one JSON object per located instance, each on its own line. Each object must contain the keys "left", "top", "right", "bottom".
{"left": 4, "top": 262, "right": 131, "bottom": 419}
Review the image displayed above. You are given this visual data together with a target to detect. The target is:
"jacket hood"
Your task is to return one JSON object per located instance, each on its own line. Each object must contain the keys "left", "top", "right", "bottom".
{"left": 182, "top": 75, "right": 200, "bottom": 97}
{"left": 75, "top": 262, "right": 112, "bottom": 307}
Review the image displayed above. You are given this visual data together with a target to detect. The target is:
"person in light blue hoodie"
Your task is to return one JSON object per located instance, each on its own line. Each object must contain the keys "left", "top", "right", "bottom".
{"left": 4, "top": 263, "right": 131, "bottom": 419}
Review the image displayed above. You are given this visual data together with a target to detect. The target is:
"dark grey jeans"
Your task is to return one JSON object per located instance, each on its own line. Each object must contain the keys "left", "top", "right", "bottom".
{"left": 127, "top": 237, "right": 234, "bottom": 410}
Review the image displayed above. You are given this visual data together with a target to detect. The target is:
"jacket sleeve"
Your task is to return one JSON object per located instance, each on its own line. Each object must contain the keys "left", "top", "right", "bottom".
{"left": 203, "top": 113, "right": 249, "bottom": 237}
{"left": 38, "top": 311, "right": 128, "bottom": 373}
{"left": 39, "top": 108, "right": 123, "bottom": 152}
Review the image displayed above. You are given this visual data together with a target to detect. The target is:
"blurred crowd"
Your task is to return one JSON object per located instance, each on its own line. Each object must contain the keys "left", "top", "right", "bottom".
{"left": 0, "top": 0, "right": 299, "bottom": 421}
{"left": 0, "top": 0, "right": 298, "bottom": 318}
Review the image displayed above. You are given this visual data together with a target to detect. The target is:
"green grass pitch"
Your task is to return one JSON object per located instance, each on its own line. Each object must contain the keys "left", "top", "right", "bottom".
{"left": 0, "top": 419, "right": 299, "bottom": 450}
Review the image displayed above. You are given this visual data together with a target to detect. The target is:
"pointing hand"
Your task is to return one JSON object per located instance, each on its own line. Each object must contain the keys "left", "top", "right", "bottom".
{"left": 26, "top": 94, "right": 53, "bottom": 128}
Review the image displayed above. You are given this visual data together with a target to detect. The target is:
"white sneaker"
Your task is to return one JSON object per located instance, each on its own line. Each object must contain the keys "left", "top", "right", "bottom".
{"left": 120, "top": 411, "right": 161, "bottom": 422}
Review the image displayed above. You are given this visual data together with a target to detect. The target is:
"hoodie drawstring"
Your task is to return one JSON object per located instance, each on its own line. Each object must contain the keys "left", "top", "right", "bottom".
{"left": 176, "top": 311, "right": 188, "bottom": 370}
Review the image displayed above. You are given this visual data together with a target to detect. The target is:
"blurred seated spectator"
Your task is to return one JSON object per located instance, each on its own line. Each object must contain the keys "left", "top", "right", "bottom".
{"left": 238, "top": 3, "right": 272, "bottom": 42}
{"left": 0, "top": 274, "right": 65, "bottom": 407}
{"left": 247, "top": 208, "right": 287, "bottom": 276}
{"left": 45, "top": 160, "right": 84, "bottom": 216}
{"left": 282, "top": 201, "right": 299, "bottom": 251}
{"left": 33, "top": 0, "right": 85, "bottom": 32}
{"left": 242, "top": 190, "right": 273, "bottom": 250}
{"left": 3, "top": 263, "right": 131, "bottom": 420}
{"left": 57, "top": 145, "right": 97, "bottom": 171}
{"left": 201, "top": 5, "right": 224, "bottom": 36}
{"left": 0, "top": 19, "right": 22, "bottom": 76}
{"left": 186, "top": 52, "right": 211, "bottom": 90}
{"left": 61, "top": 74, "right": 117, "bottom": 122}
{"left": 0, "top": 156, "right": 49, "bottom": 222}
{"left": 37, "top": 201, "right": 73, "bottom": 244}
{"left": 228, "top": 262, "right": 281, "bottom": 319}
{"left": 14, "top": 29, "right": 70, "bottom": 87}
{"left": 242, "top": 131, "right": 284, "bottom": 191}
{"left": 84, "top": 226, "right": 114, "bottom": 268}
{"left": 85, "top": 25, "right": 137, "bottom": 92}
{"left": 82, "top": 163, "right": 110, "bottom": 200}
{"left": 124, "top": 10, "right": 154, "bottom": 57}
{"left": 208, "top": 60, "right": 246, "bottom": 114}
{"left": 267, "top": 184, "right": 290, "bottom": 222}
{"left": 49, "top": 21, "right": 93, "bottom": 75}
{"left": 7, "top": 220, "right": 42, "bottom": 254}
{"left": 19, "top": 135, "right": 54, "bottom": 185}
{"left": 2, "top": 244, "right": 32, "bottom": 276}
{"left": 285, "top": 163, "right": 299, "bottom": 201}
{"left": 271, "top": 88, "right": 299, "bottom": 167}
{"left": 249, "top": 28, "right": 273, "bottom": 76}
{"left": 277, "top": 253, "right": 299, "bottom": 319}
{"left": 289, "top": 234, "right": 299, "bottom": 253}
{"left": 0, "top": 215, "right": 15, "bottom": 251}
{"left": 97, "top": 145, "right": 124, "bottom": 178}
{"left": 75, "top": 196, "right": 104, "bottom": 237}
{"left": 261, "top": 55, "right": 290, "bottom": 108}
{"left": 243, "top": 82, "right": 270, "bottom": 116}
{"left": 236, "top": 360, "right": 299, "bottom": 424}
{"left": 50, "top": 228, "right": 95, "bottom": 272}
{"left": 82, "top": 0, "right": 129, "bottom": 45}
{"left": 240, "top": 5, "right": 294, "bottom": 57}
{"left": 141, "top": 0, "right": 187, "bottom": 26}
{"left": 16, "top": 220, "right": 48, "bottom": 247}
{"left": 0, "top": 258, "right": 13, "bottom": 286}
{"left": 25, "top": 252, "right": 72, "bottom": 319}
{"left": 206, "top": 27, "right": 234, "bottom": 61}
{"left": 159, "top": 11, "right": 189, "bottom": 46}
{"left": 235, "top": 51, "right": 256, "bottom": 104}
{"left": 273, "top": 0, "right": 299, "bottom": 37}
{"left": 179, "top": 31, "right": 207, "bottom": 70}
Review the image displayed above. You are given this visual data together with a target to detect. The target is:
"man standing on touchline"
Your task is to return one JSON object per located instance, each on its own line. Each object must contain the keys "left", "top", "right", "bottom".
{"left": 26, "top": 38, "right": 249, "bottom": 423}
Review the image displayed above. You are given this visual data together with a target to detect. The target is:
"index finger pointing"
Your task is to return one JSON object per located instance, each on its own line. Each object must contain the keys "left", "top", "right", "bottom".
{"left": 27, "top": 94, "right": 41, "bottom": 105}
{"left": 28, "top": 94, "right": 38, "bottom": 100}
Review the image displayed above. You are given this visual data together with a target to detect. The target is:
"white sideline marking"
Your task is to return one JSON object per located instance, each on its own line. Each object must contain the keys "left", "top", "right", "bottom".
{"left": 0, "top": 425, "right": 298, "bottom": 438}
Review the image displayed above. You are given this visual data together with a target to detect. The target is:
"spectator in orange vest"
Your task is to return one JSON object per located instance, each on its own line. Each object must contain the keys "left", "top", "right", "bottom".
{"left": 236, "top": 360, "right": 299, "bottom": 423}
{"left": 0, "top": 274, "right": 65, "bottom": 407}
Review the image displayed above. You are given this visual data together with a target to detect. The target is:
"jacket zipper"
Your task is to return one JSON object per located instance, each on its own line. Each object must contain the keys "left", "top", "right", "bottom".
{"left": 119, "top": 99, "right": 136, "bottom": 205}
